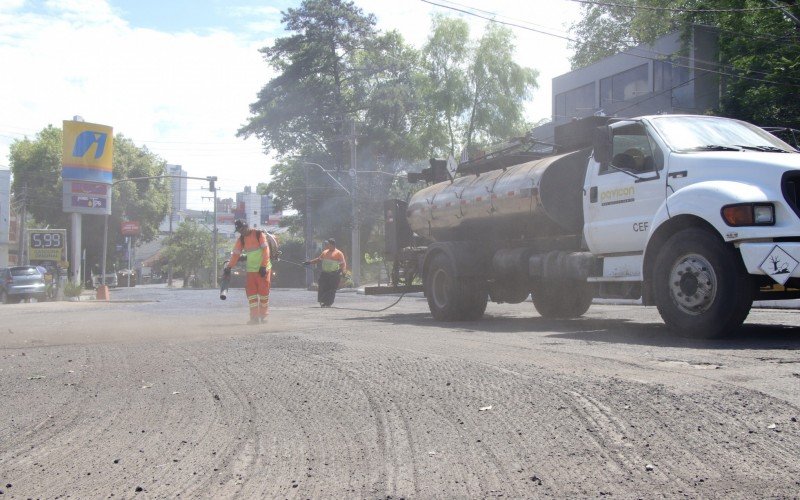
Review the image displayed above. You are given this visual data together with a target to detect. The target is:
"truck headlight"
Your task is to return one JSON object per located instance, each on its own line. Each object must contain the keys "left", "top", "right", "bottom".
{"left": 721, "top": 203, "right": 775, "bottom": 226}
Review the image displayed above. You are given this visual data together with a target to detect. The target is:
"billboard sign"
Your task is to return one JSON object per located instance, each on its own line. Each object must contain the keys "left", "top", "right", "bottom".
{"left": 28, "top": 229, "right": 67, "bottom": 262}
{"left": 62, "top": 120, "right": 113, "bottom": 215}
{"left": 62, "top": 120, "right": 113, "bottom": 183}
{"left": 62, "top": 180, "right": 112, "bottom": 215}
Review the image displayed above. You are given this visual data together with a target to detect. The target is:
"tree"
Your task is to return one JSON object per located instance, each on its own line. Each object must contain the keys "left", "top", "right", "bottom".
{"left": 691, "top": 0, "right": 800, "bottom": 128}
{"left": 239, "top": 0, "right": 540, "bottom": 270}
{"left": 239, "top": 0, "right": 420, "bottom": 247}
{"left": 238, "top": 0, "right": 380, "bottom": 163}
{"left": 9, "top": 126, "right": 67, "bottom": 230}
{"left": 568, "top": 0, "right": 678, "bottom": 69}
{"left": 421, "top": 17, "right": 539, "bottom": 156}
{"left": 9, "top": 126, "right": 171, "bottom": 271}
{"left": 161, "top": 219, "right": 224, "bottom": 287}
{"left": 568, "top": 0, "right": 800, "bottom": 129}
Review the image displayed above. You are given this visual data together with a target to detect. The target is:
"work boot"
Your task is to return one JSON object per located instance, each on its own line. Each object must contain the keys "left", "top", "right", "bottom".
{"left": 247, "top": 318, "right": 260, "bottom": 325}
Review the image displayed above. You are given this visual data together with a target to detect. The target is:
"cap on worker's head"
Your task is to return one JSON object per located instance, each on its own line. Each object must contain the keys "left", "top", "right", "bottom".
{"left": 326, "top": 238, "right": 335, "bottom": 247}
{"left": 234, "top": 219, "right": 247, "bottom": 231}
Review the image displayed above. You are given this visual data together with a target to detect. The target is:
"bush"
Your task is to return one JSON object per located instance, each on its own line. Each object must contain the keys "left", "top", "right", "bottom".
{"left": 63, "top": 282, "right": 83, "bottom": 298}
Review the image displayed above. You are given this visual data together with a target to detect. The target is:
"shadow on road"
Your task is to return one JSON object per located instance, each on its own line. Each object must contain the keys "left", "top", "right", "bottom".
{"left": 348, "top": 311, "right": 800, "bottom": 351}
{"left": 547, "top": 321, "right": 800, "bottom": 350}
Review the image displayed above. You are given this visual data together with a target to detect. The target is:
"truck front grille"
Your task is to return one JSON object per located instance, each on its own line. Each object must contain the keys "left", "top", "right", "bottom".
{"left": 782, "top": 172, "right": 800, "bottom": 218}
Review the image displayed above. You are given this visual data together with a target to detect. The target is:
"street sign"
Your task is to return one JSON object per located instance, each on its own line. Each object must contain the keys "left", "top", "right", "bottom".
{"left": 28, "top": 229, "right": 67, "bottom": 262}
{"left": 121, "top": 221, "right": 140, "bottom": 236}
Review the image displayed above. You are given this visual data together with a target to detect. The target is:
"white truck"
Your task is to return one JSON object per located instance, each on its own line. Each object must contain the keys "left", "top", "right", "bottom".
{"left": 367, "top": 114, "right": 800, "bottom": 338}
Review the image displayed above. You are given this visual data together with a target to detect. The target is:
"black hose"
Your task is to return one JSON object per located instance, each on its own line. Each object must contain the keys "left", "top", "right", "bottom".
{"left": 328, "top": 292, "right": 409, "bottom": 312}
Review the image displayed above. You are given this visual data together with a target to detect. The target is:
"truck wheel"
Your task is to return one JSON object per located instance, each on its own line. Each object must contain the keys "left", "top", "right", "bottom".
{"left": 653, "top": 228, "right": 753, "bottom": 338}
{"left": 531, "top": 280, "right": 593, "bottom": 318}
{"left": 425, "top": 253, "right": 487, "bottom": 321}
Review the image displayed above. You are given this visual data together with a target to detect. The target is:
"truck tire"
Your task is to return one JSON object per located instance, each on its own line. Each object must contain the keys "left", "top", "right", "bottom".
{"left": 531, "top": 280, "right": 593, "bottom": 318}
{"left": 653, "top": 228, "right": 753, "bottom": 338}
{"left": 425, "top": 253, "right": 487, "bottom": 321}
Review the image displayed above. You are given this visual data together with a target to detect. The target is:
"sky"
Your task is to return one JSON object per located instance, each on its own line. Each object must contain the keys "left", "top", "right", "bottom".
{"left": 0, "top": 0, "right": 582, "bottom": 210}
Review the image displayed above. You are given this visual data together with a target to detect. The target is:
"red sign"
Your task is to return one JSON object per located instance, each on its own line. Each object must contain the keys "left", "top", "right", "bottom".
{"left": 121, "top": 221, "right": 140, "bottom": 236}
{"left": 71, "top": 182, "right": 108, "bottom": 195}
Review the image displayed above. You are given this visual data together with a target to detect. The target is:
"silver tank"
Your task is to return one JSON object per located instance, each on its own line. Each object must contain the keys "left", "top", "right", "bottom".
{"left": 406, "top": 149, "right": 590, "bottom": 242}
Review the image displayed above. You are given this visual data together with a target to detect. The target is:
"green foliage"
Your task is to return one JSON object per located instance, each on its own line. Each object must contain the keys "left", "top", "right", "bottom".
{"left": 9, "top": 126, "right": 67, "bottom": 229}
{"left": 569, "top": 0, "right": 800, "bottom": 129}
{"left": 162, "top": 219, "right": 223, "bottom": 288}
{"left": 63, "top": 282, "right": 83, "bottom": 298}
{"left": 569, "top": 0, "right": 679, "bottom": 69}
{"left": 421, "top": 17, "right": 539, "bottom": 155}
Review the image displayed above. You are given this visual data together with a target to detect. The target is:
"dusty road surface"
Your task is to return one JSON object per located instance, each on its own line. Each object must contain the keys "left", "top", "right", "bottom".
{"left": 1, "top": 285, "right": 799, "bottom": 498}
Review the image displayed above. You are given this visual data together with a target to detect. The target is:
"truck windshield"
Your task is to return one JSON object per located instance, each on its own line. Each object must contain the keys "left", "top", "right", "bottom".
{"left": 649, "top": 115, "right": 796, "bottom": 153}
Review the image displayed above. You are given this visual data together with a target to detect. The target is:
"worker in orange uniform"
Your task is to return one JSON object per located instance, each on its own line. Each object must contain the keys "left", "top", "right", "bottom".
{"left": 224, "top": 219, "right": 271, "bottom": 324}
{"left": 304, "top": 238, "right": 346, "bottom": 307}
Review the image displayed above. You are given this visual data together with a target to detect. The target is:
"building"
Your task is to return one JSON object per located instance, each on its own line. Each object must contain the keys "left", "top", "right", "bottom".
{"left": 159, "top": 164, "right": 188, "bottom": 232}
{"left": 166, "top": 164, "right": 187, "bottom": 213}
{"left": 236, "top": 186, "right": 274, "bottom": 229}
{"left": 532, "top": 26, "right": 720, "bottom": 142}
{"left": 0, "top": 168, "right": 10, "bottom": 266}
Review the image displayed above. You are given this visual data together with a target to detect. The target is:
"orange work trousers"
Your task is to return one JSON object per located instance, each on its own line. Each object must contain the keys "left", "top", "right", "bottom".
{"left": 245, "top": 271, "right": 271, "bottom": 320}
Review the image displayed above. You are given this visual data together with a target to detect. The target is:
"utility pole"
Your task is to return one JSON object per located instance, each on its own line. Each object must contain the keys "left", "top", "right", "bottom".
{"left": 207, "top": 176, "right": 218, "bottom": 288}
{"left": 17, "top": 183, "right": 27, "bottom": 264}
{"left": 348, "top": 119, "right": 360, "bottom": 288}
{"left": 304, "top": 164, "right": 313, "bottom": 289}
{"left": 167, "top": 200, "right": 173, "bottom": 287}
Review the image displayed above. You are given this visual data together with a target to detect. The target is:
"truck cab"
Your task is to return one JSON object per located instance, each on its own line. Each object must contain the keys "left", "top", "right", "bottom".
{"left": 585, "top": 115, "right": 800, "bottom": 334}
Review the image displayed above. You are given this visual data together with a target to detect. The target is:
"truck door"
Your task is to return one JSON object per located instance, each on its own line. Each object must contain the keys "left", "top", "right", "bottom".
{"left": 583, "top": 121, "right": 667, "bottom": 255}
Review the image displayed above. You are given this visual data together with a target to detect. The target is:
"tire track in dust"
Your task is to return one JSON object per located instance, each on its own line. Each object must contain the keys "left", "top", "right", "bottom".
{"left": 165, "top": 344, "right": 266, "bottom": 498}
{"left": 0, "top": 345, "right": 121, "bottom": 496}
{"left": 307, "top": 339, "right": 580, "bottom": 498}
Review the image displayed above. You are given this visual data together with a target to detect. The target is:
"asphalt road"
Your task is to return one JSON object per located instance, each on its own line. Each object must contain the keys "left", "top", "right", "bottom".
{"left": 1, "top": 285, "right": 799, "bottom": 498}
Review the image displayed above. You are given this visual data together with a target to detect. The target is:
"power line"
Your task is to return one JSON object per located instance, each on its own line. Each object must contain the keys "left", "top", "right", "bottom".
{"left": 570, "top": 0, "right": 788, "bottom": 13}
{"left": 421, "top": 0, "right": 800, "bottom": 89}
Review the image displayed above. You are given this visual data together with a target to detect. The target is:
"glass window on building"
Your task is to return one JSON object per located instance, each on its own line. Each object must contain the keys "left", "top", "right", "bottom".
{"left": 555, "top": 82, "right": 595, "bottom": 120}
{"left": 671, "top": 58, "right": 694, "bottom": 109}
{"left": 600, "top": 64, "right": 650, "bottom": 108}
{"left": 654, "top": 60, "right": 673, "bottom": 92}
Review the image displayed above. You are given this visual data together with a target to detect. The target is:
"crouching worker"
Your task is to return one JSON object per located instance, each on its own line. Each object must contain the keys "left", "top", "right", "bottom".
{"left": 225, "top": 219, "right": 270, "bottom": 324}
{"left": 304, "top": 238, "right": 346, "bottom": 307}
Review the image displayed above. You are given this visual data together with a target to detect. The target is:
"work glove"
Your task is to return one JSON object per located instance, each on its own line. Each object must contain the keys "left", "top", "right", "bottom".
{"left": 223, "top": 267, "right": 231, "bottom": 277}
{"left": 259, "top": 266, "right": 267, "bottom": 277}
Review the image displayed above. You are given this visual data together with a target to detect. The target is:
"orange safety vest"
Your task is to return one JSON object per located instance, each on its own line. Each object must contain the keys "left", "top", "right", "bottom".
{"left": 318, "top": 248, "right": 346, "bottom": 273}
{"left": 229, "top": 229, "right": 270, "bottom": 272}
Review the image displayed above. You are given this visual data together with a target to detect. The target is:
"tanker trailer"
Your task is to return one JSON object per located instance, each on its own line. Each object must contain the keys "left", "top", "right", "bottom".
{"left": 367, "top": 117, "right": 605, "bottom": 321}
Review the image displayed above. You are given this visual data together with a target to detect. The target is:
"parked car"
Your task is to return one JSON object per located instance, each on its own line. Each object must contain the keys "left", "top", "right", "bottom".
{"left": 117, "top": 269, "right": 136, "bottom": 287}
{"left": 91, "top": 272, "right": 118, "bottom": 289}
{"left": 0, "top": 266, "right": 47, "bottom": 304}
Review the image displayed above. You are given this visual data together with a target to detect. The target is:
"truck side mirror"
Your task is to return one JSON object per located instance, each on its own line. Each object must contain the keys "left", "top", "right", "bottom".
{"left": 592, "top": 126, "right": 612, "bottom": 163}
